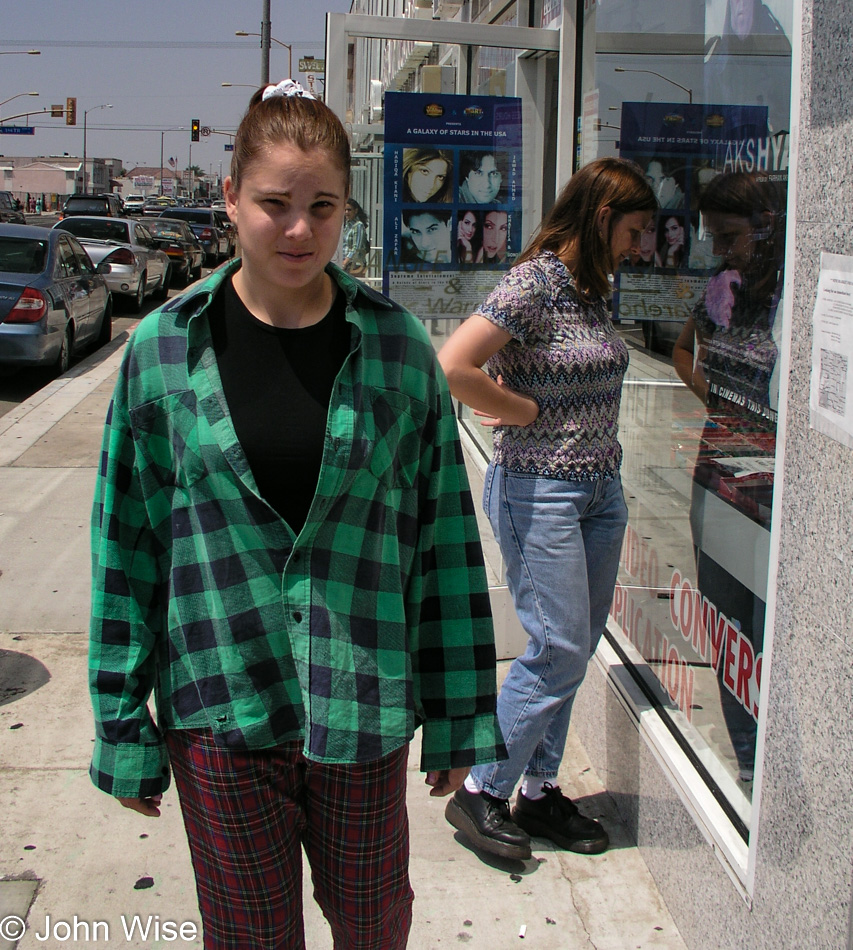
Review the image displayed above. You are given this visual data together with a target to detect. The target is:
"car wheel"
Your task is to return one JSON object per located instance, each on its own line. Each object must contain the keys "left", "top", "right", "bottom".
{"left": 129, "top": 274, "right": 146, "bottom": 313}
{"left": 192, "top": 261, "right": 203, "bottom": 281}
{"left": 53, "top": 323, "right": 73, "bottom": 378}
{"left": 154, "top": 266, "right": 171, "bottom": 300}
{"left": 96, "top": 297, "right": 113, "bottom": 348}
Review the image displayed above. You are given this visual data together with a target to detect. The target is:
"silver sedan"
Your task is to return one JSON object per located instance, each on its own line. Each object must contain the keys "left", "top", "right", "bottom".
{"left": 52, "top": 216, "right": 171, "bottom": 312}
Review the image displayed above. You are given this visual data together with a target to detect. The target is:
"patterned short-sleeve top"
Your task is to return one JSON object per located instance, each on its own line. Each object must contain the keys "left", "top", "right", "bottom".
{"left": 478, "top": 250, "right": 629, "bottom": 481}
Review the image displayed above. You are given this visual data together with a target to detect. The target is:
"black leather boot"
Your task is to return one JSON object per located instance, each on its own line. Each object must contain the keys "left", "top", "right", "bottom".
{"left": 512, "top": 783, "right": 609, "bottom": 854}
{"left": 445, "top": 786, "right": 532, "bottom": 860}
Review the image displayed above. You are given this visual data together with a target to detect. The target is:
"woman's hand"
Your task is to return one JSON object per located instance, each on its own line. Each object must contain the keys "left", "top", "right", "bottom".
{"left": 425, "top": 767, "right": 470, "bottom": 797}
{"left": 473, "top": 375, "right": 539, "bottom": 427}
{"left": 438, "top": 316, "right": 540, "bottom": 426}
{"left": 118, "top": 795, "right": 163, "bottom": 818}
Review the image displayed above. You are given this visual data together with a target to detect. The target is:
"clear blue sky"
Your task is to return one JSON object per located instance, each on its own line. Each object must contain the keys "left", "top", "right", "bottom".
{"left": 1, "top": 0, "right": 352, "bottom": 178}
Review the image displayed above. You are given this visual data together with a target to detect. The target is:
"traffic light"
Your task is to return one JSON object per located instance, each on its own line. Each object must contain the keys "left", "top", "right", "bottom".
{"left": 191, "top": 118, "right": 200, "bottom": 142}
{"left": 65, "top": 97, "right": 77, "bottom": 126}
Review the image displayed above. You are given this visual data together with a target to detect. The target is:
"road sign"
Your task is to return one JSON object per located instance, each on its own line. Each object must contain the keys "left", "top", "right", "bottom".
{"left": 200, "top": 126, "right": 211, "bottom": 137}
{"left": 299, "top": 58, "right": 325, "bottom": 73}
{"left": 0, "top": 126, "right": 35, "bottom": 135}
{"left": 224, "top": 144, "right": 234, "bottom": 151}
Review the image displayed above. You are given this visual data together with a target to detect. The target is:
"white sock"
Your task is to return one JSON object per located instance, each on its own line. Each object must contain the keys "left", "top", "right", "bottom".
{"left": 521, "top": 777, "right": 547, "bottom": 800}
{"left": 464, "top": 774, "right": 481, "bottom": 794}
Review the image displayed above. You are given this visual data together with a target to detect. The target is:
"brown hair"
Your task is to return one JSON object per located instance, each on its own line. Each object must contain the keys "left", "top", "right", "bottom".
{"left": 517, "top": 157, "right": 657, "bottom": 299}
{"left": 230, "top": 87, "right": 351, "bottom": 192}
{"left": 402, "top": 148, "right": 453, "bottom": 203}
{"left": 699, "top": 170, "right": 785, "bottom": 303}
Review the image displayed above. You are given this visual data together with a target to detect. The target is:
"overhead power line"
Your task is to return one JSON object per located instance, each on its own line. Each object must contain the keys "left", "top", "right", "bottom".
{"left": 2, "top": 40, "right": 323, "bottom": 50}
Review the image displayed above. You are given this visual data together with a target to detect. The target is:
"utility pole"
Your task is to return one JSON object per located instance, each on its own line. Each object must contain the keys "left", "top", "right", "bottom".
{"left": 261, "top": 0, "right": 271, "bottom": 86}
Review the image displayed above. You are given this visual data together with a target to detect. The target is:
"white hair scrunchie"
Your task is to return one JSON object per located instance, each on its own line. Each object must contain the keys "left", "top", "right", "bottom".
{"left": 262, "top": 79, "right": 315, "bottom": 101}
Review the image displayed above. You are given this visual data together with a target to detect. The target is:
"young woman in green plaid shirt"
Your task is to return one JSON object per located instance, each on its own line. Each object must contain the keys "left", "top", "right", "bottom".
{"left": 89, "top": 80, "right": 505, "bottom": 949}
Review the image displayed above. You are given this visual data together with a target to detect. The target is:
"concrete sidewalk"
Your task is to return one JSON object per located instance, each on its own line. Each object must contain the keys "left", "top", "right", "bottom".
{"left": 0, "top": 332, "right": 688, "bottom": 950}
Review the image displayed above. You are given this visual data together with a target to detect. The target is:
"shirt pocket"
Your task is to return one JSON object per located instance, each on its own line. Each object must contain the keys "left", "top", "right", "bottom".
{"left": 130, "top": 390, "right": 207, "bottom": 489}
{"left": 365, "top": 388, "right": 429, "bottom": 490}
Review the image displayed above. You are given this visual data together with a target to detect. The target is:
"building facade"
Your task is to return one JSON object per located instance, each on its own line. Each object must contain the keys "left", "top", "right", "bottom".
{"left": 327, "top": 1, "right": 853, "bottom": 946}
{"left": 0, "top": 154, "right": 123, "bottom": 210}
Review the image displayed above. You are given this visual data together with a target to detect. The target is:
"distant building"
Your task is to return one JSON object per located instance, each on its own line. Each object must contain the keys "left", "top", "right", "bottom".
{"left": 0, "top": 154, "right": 122, "bottom": 210}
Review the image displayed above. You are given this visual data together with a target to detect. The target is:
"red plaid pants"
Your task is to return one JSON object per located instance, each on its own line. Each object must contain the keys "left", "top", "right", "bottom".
{"left": 165, "top": 730, "right": 413, "bottom": 950}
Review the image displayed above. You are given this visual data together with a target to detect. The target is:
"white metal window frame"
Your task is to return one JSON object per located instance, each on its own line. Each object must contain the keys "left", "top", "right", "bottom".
{"left": 322, "top": 1, "right": 803, "bottom": 903}
{"left": 325, "top": 13, "right": 571, "bottom": 182}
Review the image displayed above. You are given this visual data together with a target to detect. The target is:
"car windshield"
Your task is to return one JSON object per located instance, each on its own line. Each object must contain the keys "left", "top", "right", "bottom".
{"left": 0, "top": 236, "right": 47, "bottom": 274}
{"left": 64, "top": 197, "right": 110, "bottom": 213}
{"left": 59, "top": 220, "right": 130, "bottom": 242}
{"left": 148, "top": 221, "right": 185, "bottom": 239}
{"left": 169, "top": 210, "right": 214, "bottom": 224}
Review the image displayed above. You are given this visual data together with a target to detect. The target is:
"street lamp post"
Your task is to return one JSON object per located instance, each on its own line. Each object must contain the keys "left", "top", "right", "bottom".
{"left": 0, "top": 91, "right": 38, "bottom": 121}
{"left": 0, "top": 50, "right": 41, "bottom": 56}
{"left": 614, "top": 67, "right": 693, "bottom": 104}
{"left": 235, "top": 29, "right": 292, "bottom": 81}
{"left": 82, "top": 103, "right": 113, "bottom": 195}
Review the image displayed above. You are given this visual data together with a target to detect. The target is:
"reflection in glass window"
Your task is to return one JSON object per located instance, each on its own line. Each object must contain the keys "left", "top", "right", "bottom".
{"left": 583, "top": 0, "right": 793, "bottom": 835}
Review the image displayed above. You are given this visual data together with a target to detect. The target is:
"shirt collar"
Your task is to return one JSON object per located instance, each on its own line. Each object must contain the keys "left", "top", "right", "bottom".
{"left": 165, "top": 259, "right": 394, "bottom": 325}
{"left": 328, "top": 262, "right": 394, "bottom": 312}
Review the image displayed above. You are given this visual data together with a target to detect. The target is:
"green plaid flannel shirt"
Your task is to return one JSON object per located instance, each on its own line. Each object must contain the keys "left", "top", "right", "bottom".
{"left": 89, "top": 261, "right": 505, "bottom": 799}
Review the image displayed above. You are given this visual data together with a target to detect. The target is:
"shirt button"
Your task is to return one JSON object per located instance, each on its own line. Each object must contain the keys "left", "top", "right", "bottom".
{"left": 293, "top": 612, "right": 303, "bottom": 623}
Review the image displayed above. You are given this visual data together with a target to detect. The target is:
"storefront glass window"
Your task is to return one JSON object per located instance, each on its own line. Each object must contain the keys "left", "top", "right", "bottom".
{"left": 581, "top": 0, "right": 793, "bottom": 836}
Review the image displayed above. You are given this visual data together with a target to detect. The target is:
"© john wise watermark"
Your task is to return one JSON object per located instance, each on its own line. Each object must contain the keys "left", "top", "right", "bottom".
{"left": 1, "top": 914, "right": 199, "bottom": 943}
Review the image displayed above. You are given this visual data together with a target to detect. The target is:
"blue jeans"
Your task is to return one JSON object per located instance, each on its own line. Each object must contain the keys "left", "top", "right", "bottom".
{"left": 471, "top": 462, "right": 628, "bottom": 800}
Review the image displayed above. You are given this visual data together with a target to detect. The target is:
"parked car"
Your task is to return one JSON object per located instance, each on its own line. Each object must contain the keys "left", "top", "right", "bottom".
{"left": 0, "top": 191, "right": 26, "bottom": 225}
{"left": 159, "top": 207, "right": 235, "bottom": 265}
{"left": 0, "top": 223, "right": 112, "bottom": 375}
{"left": 143, "top": 196, "right": 176, "bottom": 217}
{"left": 53, "top": 216, "right": 170, "bottom": 312}
{"left": 145, "top": 218, "right": 205, "bottom": 285}
{"left": 60, "top": 193, "right": 123, "bottom": 219}
{"left": 210, "top": 199, "right": 227, "bottom": 212}
{"left": 122, "top": 195, "right": 146, "bottom": 215}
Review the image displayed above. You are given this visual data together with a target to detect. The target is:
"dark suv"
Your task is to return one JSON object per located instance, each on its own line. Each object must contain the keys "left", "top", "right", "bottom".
{"left": 159, "top": 207, "right": 235, "bottom": 265}
{"left": 60, "top": 193, "right": 123, "bottom": 219}
{"left": 0, "top": 191, "right": 26, "bottom": 224}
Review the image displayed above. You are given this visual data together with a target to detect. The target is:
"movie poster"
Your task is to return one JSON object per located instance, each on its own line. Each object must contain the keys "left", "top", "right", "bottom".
{"left": 383, "top": 92, "right": 522, "bottom": 319}
{"left": 614, "top": 101, "right": 775, "bottom": 328}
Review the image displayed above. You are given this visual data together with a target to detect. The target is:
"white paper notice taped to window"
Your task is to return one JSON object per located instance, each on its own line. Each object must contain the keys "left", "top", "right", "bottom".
{"left": 809, "top": 253, "right": 853, "bottom": 447}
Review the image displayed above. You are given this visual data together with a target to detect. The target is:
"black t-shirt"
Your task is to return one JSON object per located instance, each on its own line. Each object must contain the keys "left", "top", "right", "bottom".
{"left": 209, "top": 276, "right": 350, "bottom": 533}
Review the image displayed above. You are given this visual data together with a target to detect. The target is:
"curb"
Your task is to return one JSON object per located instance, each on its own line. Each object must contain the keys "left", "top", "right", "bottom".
{"left": 0, "top": 330, "right": 134, "bottom": 468}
